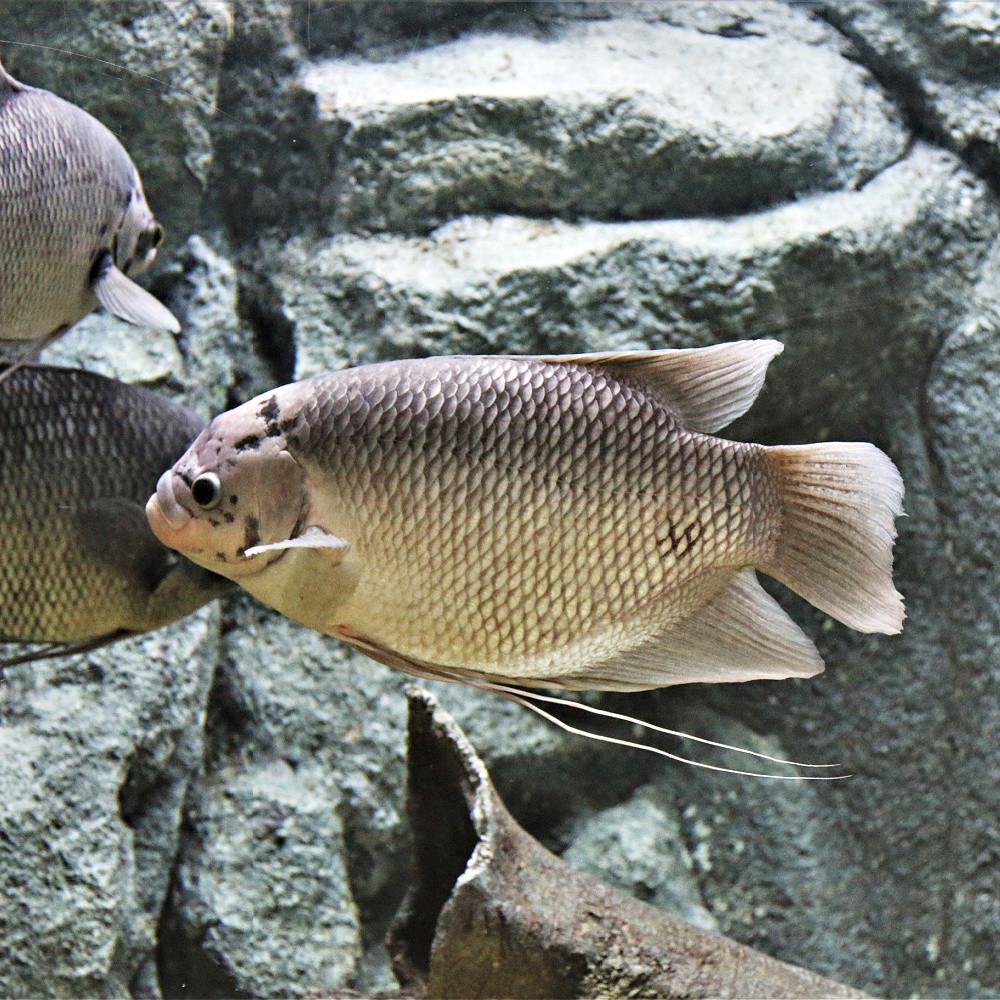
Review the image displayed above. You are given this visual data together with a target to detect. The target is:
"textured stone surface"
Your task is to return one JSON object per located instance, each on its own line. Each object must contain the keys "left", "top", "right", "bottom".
{"left": 0, "top": 608, "right": 218, "bottom": 998}
{"left": 813, "top": 0, "right": 1000, "bottom": 187}
{"left": 277, "top": 143, "right": 994, "bottom": 395}
{"left": 41, "top": 313, "right": 184, "bottom": 390}
{"left": 306, "top": 17, "right": 906, "bottom": 232}
{"left": 208, "top": 0, "right": 340, "bottom": 241}
{"left": 161, "top": 757, "right": 362, "bottom": 998}
{"left": 561, "top": 788, "right": 717, "bottom": 931}
{"left": 9, "top": 2, "right": 1000, "bottom": 997}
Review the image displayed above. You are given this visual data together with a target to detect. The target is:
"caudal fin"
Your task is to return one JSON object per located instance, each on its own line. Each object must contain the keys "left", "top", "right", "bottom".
{"left": 761, "top": 442, "right": 904, "bottom": 634}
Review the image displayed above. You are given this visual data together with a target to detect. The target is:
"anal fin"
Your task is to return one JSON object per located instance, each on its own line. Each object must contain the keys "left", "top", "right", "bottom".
{"left": 558, "top": 569, "right": 824, "bottom": 691}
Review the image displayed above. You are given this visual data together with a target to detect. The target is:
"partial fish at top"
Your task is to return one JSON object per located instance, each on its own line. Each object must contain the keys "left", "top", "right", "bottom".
{"left": 147, "top": 341, "right": 904, "bottom": 693}
{"left": 0, "top": 54, "right": 179, "bottom": 360}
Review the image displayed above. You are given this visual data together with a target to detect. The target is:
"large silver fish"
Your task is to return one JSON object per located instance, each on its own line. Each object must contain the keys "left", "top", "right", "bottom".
{"left": 0, "top": 55, "right": 179, "bottom": 357}
{"left": 146, "top": 341, "right": 904, "bottom": 692}
{"left": 0, "top": 364, "right": 232, "bottom": 668}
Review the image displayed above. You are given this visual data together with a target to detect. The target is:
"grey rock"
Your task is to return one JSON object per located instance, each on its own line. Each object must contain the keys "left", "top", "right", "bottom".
{"left": 813, "top": 0, "right": 1000, "bottom": 185}
{"left": 648, "top": 700, "right": 876, "bottom": 986}
{"left": 209, "top": 0, "right": 342, "bottom": 241}
{"left": 0, "top": 607, "right": 219, "bottom": 998}
{"left": 166, "top": 235, "right": 275, "bottom": 416}
{"left": 305, "top": 16, "right": 906, "bottom": 233}
{"left": 912, "top": 240, "right": 1000, "bottom": 996}
{"left": 1, "top": 0, "right": 233, "bottom": 259}
{"left": 41, "top": 313, "right": 184, "bottom": 389}
{"left": 162, "top": 756, "right": 362, "bottom": 998}
{"left": 213, "top": 596, "right": 411, "bottom": 926}
{"left": 276, "top": 143, "right": 994, "bottom": 390}
{"left": 562, "top": 788, "right": 718, "bottom": 931}
{"left": 290, "top": 0, "right": 841, "bottom": 59}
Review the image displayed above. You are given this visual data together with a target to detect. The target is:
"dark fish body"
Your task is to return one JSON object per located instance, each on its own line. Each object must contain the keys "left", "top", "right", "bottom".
{"left": 0, "top": 56, "right": 178, "bottom": 354}
{"left": 0, "top": 364, "right": 231, "bottom": 663}
{"left": 148, "top": 342, "right": 904, "bottom": 691}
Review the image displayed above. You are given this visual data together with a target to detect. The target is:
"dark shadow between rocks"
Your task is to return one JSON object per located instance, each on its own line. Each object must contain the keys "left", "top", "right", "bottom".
{"left": 156, "top": 867, "right": 253, "bottom": 1000}
{"left": 388, "top": 686, "right": 873, "bottom": 1000}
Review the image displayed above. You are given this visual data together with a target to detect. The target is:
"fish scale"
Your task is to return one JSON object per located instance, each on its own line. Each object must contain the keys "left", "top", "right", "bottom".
{"left": 149, "top": 342, "right": 904, "bottom": 692}
{"left": 0, "top": 365, "right": 231, "bottom": 663}
{"left": 282, "top": 357, "right": 770, "bottom": 678}
{"left": 0, "top": 57, "right": 178, "bottom": 352}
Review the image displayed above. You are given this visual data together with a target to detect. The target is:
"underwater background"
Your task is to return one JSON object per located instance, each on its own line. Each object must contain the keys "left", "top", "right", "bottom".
{"left": 3, "top": 1, "right": 1000, "bottom": 996}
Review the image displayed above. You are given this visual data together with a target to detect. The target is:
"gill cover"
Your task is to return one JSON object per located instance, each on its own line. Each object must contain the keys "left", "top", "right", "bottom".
{"left": 91, "top": 182, "right": 178, "bottom": 332}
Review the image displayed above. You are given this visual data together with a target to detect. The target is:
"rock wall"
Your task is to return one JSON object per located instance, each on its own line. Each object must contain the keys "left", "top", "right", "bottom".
{"left": 3, "top": 2, "right": 1000, "bottom": 996}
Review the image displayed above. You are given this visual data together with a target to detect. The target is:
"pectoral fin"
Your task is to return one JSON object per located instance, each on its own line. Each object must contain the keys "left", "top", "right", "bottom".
{"left": 244, "top": 526, "right": 350, "bottom": 559}
{"left": 0, "top": 56, "right": 28, "bottom": 96}
{"left": 76, "top": 497, "right": 176, "bottom": 593}
{"left": 91, "top": 253, "right": 180, "bottom": 332}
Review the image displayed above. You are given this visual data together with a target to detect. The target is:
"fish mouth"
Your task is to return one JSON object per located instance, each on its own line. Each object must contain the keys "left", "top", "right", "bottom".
{"left": 147, "top": 470, "right": 192, "bottom": 541}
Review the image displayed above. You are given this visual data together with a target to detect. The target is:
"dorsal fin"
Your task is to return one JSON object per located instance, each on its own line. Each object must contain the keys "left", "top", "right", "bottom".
{"left": 533, "top": 339, "right": 783, "bottom": 433}
{"left": 0, "top": 54, "right": 28, "bottom": 95}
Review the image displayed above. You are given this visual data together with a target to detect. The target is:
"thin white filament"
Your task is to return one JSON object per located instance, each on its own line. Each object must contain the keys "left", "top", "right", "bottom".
{"left": 482, "top": 681, "right": 840, "bottom": 769}
{"left": 484, "top": 683, "right": 850, "bottom": 780}
{"left": 434, "top": 670, "right": 849, "bottom": 780}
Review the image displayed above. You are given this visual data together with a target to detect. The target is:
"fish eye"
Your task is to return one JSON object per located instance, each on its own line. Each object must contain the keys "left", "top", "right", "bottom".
{"left": 191, "top": 472, "right": 222, "bottom": 510}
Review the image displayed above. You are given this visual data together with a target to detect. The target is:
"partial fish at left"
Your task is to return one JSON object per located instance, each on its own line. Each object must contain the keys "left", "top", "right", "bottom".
{"left": 0, "top": 53, "right": 179, "bottom": 363}
{"left": 0, "top": 364, "right": 233, "bottom": 670}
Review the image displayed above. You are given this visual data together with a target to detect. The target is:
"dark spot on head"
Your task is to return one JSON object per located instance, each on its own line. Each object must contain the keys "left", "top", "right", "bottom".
{"left": 178, "top": 471, "right": 194, "bottom": 487}
{"left": 230, "top": 495, "right": 238, "bottom": 505}
{"left": 222, "top": 511, "right": 235, "bottom": 524}
{"left": 215, "top": 552, "right": 228, "bottom": 563}
{"left": 234, "top": 433, "right": 264, "bottom": 452}
{"left": 257, "top": 396, "right": 285, "bottom": 438}
{"left": 259, "top": 396, "right": 279, "bottom": 421}
{"left": 244, "top": 516, "right": 261, "bottom": 552}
